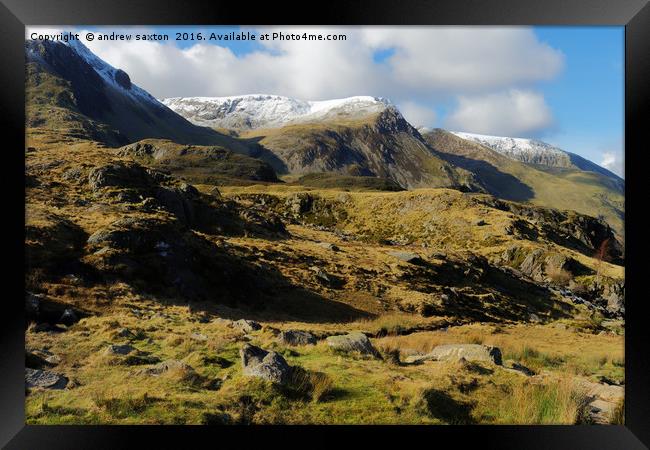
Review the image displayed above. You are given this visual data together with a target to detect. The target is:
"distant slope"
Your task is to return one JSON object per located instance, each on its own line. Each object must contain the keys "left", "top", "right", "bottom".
{"left": 422, "top": 129, "right": 625, "bottom": 236}
{"left": 116, "top": 139, "right": 280, "bottom": 185}
{"left": 451, "top": 131, "right": 623, "bottom": 185}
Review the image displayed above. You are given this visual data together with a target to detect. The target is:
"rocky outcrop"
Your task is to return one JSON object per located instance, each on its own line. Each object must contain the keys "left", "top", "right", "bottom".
{"left": 233, "top": 319, "right": 262, "bottom": 333}
{"left": 240, "top": 344, "right": 292, "bottom": 384}
{"left": 406, "top": 344, "right": 502, "bottom": 365}
{"left": 25, "top": 368, "right": 68, "bottom": 390}
{"left": 326, "top": 332, "right": 380, "bottom": 357}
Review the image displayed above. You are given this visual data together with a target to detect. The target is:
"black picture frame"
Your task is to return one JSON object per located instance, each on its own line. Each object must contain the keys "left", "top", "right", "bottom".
{"left": 2, "top": 0, "right": 648, "bottom": 447}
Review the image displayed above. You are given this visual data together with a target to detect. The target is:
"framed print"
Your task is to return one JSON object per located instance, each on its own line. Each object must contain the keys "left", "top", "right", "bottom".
{"left": 1, "top": 0, "right": 649, "bottom": 447}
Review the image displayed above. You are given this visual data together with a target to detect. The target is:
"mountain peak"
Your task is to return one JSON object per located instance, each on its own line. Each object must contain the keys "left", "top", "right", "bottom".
{"left": 160, "top": 94, "right": 394, "bottom": 130}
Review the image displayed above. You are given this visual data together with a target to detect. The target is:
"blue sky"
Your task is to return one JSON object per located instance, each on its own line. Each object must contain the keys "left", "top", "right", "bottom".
{"left": 30, "top": 25, "right": 625, "bottom": 175}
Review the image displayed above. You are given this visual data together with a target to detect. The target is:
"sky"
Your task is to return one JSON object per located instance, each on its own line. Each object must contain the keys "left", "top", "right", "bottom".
{"left": 27, "top": 25, "right": 625, "bottom": 177}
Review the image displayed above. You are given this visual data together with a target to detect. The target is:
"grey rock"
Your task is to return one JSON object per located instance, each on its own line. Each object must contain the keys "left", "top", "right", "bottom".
{"left": 138, "top": 359, "right": 195, "bottom": 377}
{"left": 240, "top": 344, "right": 292, "bottom": 384}
{"left": 116, "top": 328, "right": 135, "bottom": 338}
{"left": 233, "top": 319, "right": 262, "bottom": 333}
{"left": 326, "top": 332, "right": 379, "bottom": 357}
{"left": 190, "top": 332, "right": 208, "bottom": 341}
{"left": 387, "top": 251, "right": 422, "bottom": 264}
{"left": 406, "top": 344, "right": 502, "bottom": 365}
{"left": 59, "top": 308, "right": 79, "bottom": 326}
{"left": 105, "top": 344, "right": 136, "bottom": 355}
{"left": 278, "top": 330, "right": 317, "bottom": 346}
{"left": 317, "top": 242, "right": 340, "bottom": 251}
{"left": 25, "top": 368, "right": 68, "bottom": 390}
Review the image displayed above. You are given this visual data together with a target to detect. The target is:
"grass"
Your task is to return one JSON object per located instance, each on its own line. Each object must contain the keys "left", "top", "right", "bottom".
{"left": 491, "top": 377, "right": 591, "bottom": 424}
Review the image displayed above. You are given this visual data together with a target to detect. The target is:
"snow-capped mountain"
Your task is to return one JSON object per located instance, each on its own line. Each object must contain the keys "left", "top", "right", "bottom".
{"left": 26, "top": 36, "right": 252, "bottom": 150}
{"left": 451, "top": 132, "right": 570, "bottom": 167}
{"left": 161, "top": 95, "right": 393, "bottom": 130}
{"left": 451, "top": 131, "right": 622, "bottom": 181}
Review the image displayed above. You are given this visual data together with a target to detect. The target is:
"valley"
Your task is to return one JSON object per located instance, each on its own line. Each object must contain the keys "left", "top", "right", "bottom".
{"left": 24, "top": 37, "right": 625, "bottom": 425}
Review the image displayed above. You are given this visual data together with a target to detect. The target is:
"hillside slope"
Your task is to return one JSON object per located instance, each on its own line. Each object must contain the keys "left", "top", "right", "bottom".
{"left": 422, "top": 129, "right": 625, "bottom": 237}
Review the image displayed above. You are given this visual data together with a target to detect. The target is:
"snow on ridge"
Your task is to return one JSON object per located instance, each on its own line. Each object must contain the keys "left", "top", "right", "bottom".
{"left": 31, "top": 32, "right": 162, "bottom": 107}
{"left": 451, "top": 131, "right": 565, "bottom": 156}
{"left": 160, "top": 94, "right": 394, "bottom": 129}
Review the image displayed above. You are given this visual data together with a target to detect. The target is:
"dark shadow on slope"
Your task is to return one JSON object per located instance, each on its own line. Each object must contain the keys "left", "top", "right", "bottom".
{"left": 419, "top": 389, "right": 476, "bottom": 424}
{"left": 435, "top": 153, "right": 535, "bottom": 202}
{"left": 399, "top": 257, "right": 574, "bottom": 323}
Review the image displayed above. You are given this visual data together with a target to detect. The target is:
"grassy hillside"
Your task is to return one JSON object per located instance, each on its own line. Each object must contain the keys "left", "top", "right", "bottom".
{"left": 116, "top": 139, "right": 280, "bottom": 185}
{"left": 422, "top": 129, "right": 624, "bottom": 238}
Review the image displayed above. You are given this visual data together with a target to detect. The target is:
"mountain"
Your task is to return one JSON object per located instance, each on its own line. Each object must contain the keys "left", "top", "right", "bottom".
{"left": 161, "top": 95, "right": 391, "bottom": 130}
{"left": 451, "top": 131, "right": 623, "bottom": 184}
{"left": 422, "top": 129, "right": 624, "bottom": 236}
{"left": 164, "top": 95, "right": 478, "bottom": 190}
{"left": 25, "top": 39, "right": 254, "bottom": 156}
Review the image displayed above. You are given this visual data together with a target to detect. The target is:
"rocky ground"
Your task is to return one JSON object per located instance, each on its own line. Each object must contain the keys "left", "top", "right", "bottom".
{"left": 25, "top": 134, "right": 624, "bottom": 425}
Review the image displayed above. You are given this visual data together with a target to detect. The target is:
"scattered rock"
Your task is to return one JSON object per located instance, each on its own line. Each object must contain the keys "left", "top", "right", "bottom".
{"left": 137, "top": 359, "right": 195, "bottom": 377}
{"left": 504, "top": 360, "right": 535, "bottom": 376}
{"left": 574, "top": 379, "right": 624, "bottom": 424}
{"left": 190, "top": 332, "right": 208, "bottom": 341}
{"left": 25, "top": 368, "right": 68, "bottom": 390}
{"left": 105, "top": 344, "right": 136, "bottom": 355}
{"left": 116, "top": 328, "right": 135, "bottom": 338}
{"left": 240, "top": 344, "right": 292, "bottom": 384}
{"left": 233, "top": 319, "right": 262, "bottom": 333}
{"left": 317, "top": 242, "right": 339, "bottom": 251}
{"left": 528, "top": 313, "right": 542, "bottom": 324}
{"left": 278, "top": 330, "right": 317, "bottom": 346}
{"left": 387, "top": 251, "right": 423, "bottom": 264}
{"left": 59, "top": 308, "right": 79, "bottom": 326}
{"left": 406, "top": 344, "right": 502, "bottom": 365}
{"left": 326, "top": 332, "right": 380, "bottom": 357}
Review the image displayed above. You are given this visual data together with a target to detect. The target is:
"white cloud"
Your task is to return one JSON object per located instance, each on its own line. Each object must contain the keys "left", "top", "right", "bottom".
{"left": 445, "top": 89, "right": 554, "bottom": 137}
{"left": 398, "top": 101, "right": 437, "bottom": 128}
{"left": 361, "top": 27, "right": 564, "bottom": 94}
{"left": 601, "top": 151, "right": 624, "bottom": 177}
{"left": 27, "top": 25, "right": 566, "bottom": 138}
{"left": 30, "top": 26, "right": 564, "bottom": 101}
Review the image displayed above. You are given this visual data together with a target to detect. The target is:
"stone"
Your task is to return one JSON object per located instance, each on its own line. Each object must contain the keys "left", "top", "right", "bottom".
{"left": 317, "top": 242, "right": 340, "bottom": 251}
{"left": 59, "top": 308, "right": 79, "bottom": 326}
{"left": 387, "top": 251, "right": 422, "bottom": 264}
{"left": 326, "top": 332, "right": 379, "bottom": 357}
{"left": 233, "top": 319, "right": 262, "bottom": 333}
{"left": 105, "top": 344, "right": 136, "bottom": 355}
{"left": 116, "top": 328, "right": 135, "bottom": 338}
{"left": 137, "top": 359, "right": 196, "bottom": 377}
{"left": 407, "top": 344, "right": 502, "bottom": 365}
{"left": 240, "top": 344, "right": 292, "bottom": 384}
{"left": 574, "top": 379, "right": 624, "bottom": 424}
{"left": 25, "top": 368, "right": 68, "bottom": 390}
{"left": 278, "top": 330, "right": 317, "bottom": 346}
{"left": 190, "top": 333, "right": 208, "bottom": 341}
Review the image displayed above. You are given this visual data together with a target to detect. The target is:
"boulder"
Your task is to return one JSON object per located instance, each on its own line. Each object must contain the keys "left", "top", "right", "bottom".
{"left": 25, "top": 368, "right": 68, "bottom": 390}
{"left": 326, "top": 332, "right": 379, "bottom": 357}
{"left": 387, "top": 251, "right": 422, "bottom": 264}
{"left": 317, "top": 242, "right": 339, "bottom": 251}
{"left": 138, "top": 359, "right": 195, "bottom": 377}
{"left": 59, "top": 308, "right": 79, "bottom": 326}
{"left": 105, "top": 344, "right": 135, "bottom": 355}
{"left": 278, "top": 330, "right": 317, "bottom": 346}
{"left": 240, "top": 344, "right": 292, "bottom": 384}
{"left": 407, "top": 344, "right": 502, "bottom": 365}
{"left": 233, "top": 319, "right": 262, "bottom": 333}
